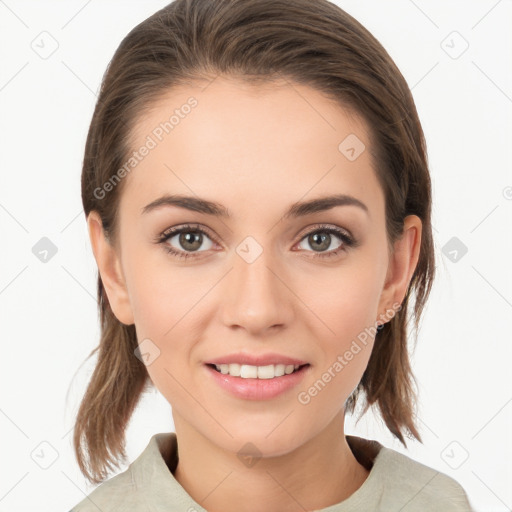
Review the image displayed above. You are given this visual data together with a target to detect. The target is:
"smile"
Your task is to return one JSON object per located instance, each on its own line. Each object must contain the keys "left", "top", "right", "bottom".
{"left": 205, "top": 362, "right": 311, "bottom": 400}
{"left": 210, "top": 363, "right": 307, "bottom": 379}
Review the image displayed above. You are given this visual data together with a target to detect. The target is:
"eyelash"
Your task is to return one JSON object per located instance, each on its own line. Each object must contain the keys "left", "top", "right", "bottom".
{"left": 155, "top": 223, "right": 357, "bottom": 260}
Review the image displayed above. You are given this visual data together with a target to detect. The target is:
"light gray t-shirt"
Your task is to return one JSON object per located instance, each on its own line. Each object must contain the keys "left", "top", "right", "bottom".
{"left": 70, "top": 432, "right": 474, "bottom": 511}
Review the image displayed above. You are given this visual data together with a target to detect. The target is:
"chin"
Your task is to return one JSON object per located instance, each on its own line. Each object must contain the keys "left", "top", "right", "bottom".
{"left": 214, "top": 421, "right": 314, "bottom": 459}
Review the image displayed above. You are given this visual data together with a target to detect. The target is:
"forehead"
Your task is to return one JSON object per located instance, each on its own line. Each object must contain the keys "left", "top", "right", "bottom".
{"left": 121, "top": 76, "right": 383, "bottom": 221}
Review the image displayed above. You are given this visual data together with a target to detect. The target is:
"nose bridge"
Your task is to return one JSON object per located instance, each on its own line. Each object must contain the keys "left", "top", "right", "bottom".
{"left": 220, "top": 236, "right": 292, "bottom": 333}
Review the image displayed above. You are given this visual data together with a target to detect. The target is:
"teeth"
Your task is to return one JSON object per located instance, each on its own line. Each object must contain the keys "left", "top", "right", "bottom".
{"left": 228, "top": 363, "right": 240, "bottom": 376}
{"left": 214, "top": 363, "right": 303, "bottom": 379}
{"left": 241, "top": 365, "right": 258, "bottom": 378}
{"left": 285, "top": 365, "right": 295, "bottom": 375}
{"left": 274, "top": 364, "right": 285, "bottom": 377}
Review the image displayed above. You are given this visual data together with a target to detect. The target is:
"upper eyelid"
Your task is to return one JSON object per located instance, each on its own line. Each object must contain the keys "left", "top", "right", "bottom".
{"left": 296, "top": 223, "right": 353, "bottom": 240}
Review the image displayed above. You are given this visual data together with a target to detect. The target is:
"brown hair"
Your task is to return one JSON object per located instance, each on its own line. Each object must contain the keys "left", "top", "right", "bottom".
{"left": 74, "top": 0, "right": 435, "bottom": 484}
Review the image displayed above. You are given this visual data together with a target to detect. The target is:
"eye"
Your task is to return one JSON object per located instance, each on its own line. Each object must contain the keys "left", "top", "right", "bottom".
{"left": 156, "top": 224, "right": 216, "bottom": 260}
{"left": 156, "top": 223, "right": 357, "bottom": 261}
{"left": 295, "top": 224, "right": 356, "bottom": 259}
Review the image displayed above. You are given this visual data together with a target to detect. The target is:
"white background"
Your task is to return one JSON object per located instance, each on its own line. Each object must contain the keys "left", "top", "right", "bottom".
{"left": 0, "top": 1, "right": 511, "bottom": 511}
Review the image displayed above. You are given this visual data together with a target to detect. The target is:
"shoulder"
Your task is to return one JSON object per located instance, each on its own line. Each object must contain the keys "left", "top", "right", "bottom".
{"left": 69, "top": 465, "right": 142, "bottom": 512}
{"left": 375, "top": 446, "right": 474, "bottom": 511}
{"left": 69, "top": 432, "right": 179, "bottom": 512}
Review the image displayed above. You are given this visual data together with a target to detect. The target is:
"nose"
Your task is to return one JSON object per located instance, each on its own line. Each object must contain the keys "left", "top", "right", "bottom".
{"left": 219, "top": 243, "right": 294, "bottom": 336}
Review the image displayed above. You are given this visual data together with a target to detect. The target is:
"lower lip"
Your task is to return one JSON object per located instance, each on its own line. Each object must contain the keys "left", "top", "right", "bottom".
{"left": 205, "top": 364, "right": 310, "bottom": 400}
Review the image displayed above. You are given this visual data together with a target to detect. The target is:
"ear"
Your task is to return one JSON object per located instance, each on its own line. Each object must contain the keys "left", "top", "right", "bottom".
{"left": 87, "top": 211, "right": 135, "bottom": 326}
{"left": 376, "top": 215, "right": 422, "bottom": 324}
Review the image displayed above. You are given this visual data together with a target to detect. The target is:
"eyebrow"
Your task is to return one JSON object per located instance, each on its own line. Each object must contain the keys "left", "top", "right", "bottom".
{"left": 141, "top": 193, "right": 369, "bottom": 219}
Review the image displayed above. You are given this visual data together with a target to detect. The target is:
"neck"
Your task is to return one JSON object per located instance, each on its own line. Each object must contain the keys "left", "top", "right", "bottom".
{"left": 172, "top": 411, "right": 370, "bottom": 512}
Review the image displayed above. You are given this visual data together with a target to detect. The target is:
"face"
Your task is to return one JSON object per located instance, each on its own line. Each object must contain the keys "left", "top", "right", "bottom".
{"left": 89, "top": 76, "right": 420, "bottom": 457}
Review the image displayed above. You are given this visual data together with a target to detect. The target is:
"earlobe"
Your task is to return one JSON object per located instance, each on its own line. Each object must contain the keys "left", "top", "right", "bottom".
{"left": 377, "top": 215, "right": 422, "bottom": 323}
{"left": 87, "top": 211, "right": 135, "bottom": 326}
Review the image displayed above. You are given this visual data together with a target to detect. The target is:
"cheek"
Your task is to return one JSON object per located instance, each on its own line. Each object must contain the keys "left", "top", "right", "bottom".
{"left": 124, "top": 245, "right": 200, "bottom": 335}
{"left": 294, "top": 254, "right": 384, "bottom": 403}
{"left": 296, "top": 344, "right": 372, "bottom": 431}
{"left": 122, "top": 249, "right": 205, "bottom": 387}
{"left": 297, "top": 259, "right": 385, "bottom": 341}
{"left": 123, "top": 254, "right": 201, "bottom": 403}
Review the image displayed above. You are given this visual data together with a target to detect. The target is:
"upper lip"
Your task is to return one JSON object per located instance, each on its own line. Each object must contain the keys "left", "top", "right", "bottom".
{"left": 205, "top": 352, "right": 309, "bottom": 366}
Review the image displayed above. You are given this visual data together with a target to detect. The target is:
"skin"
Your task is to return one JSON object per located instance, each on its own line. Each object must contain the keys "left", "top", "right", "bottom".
{"left": 87, "top": 76, "right": 422, "bottom": 511}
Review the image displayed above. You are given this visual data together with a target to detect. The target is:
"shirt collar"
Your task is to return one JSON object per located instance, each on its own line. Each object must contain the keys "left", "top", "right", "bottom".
{"left": 131, "top": 432, "right": 386, "bottom": 511}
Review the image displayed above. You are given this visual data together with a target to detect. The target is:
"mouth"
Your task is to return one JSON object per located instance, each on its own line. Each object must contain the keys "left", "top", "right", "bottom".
{"left": 204, "top": 353, "right": 311, "bottom": 399}
{"left": 206, "top": 363, "right": 310, "bottom": 379}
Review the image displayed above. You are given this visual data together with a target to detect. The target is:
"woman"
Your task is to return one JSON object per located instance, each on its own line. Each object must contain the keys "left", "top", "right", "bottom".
{"left": 70, "top": 0, "right": 474, "bottom": 510}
